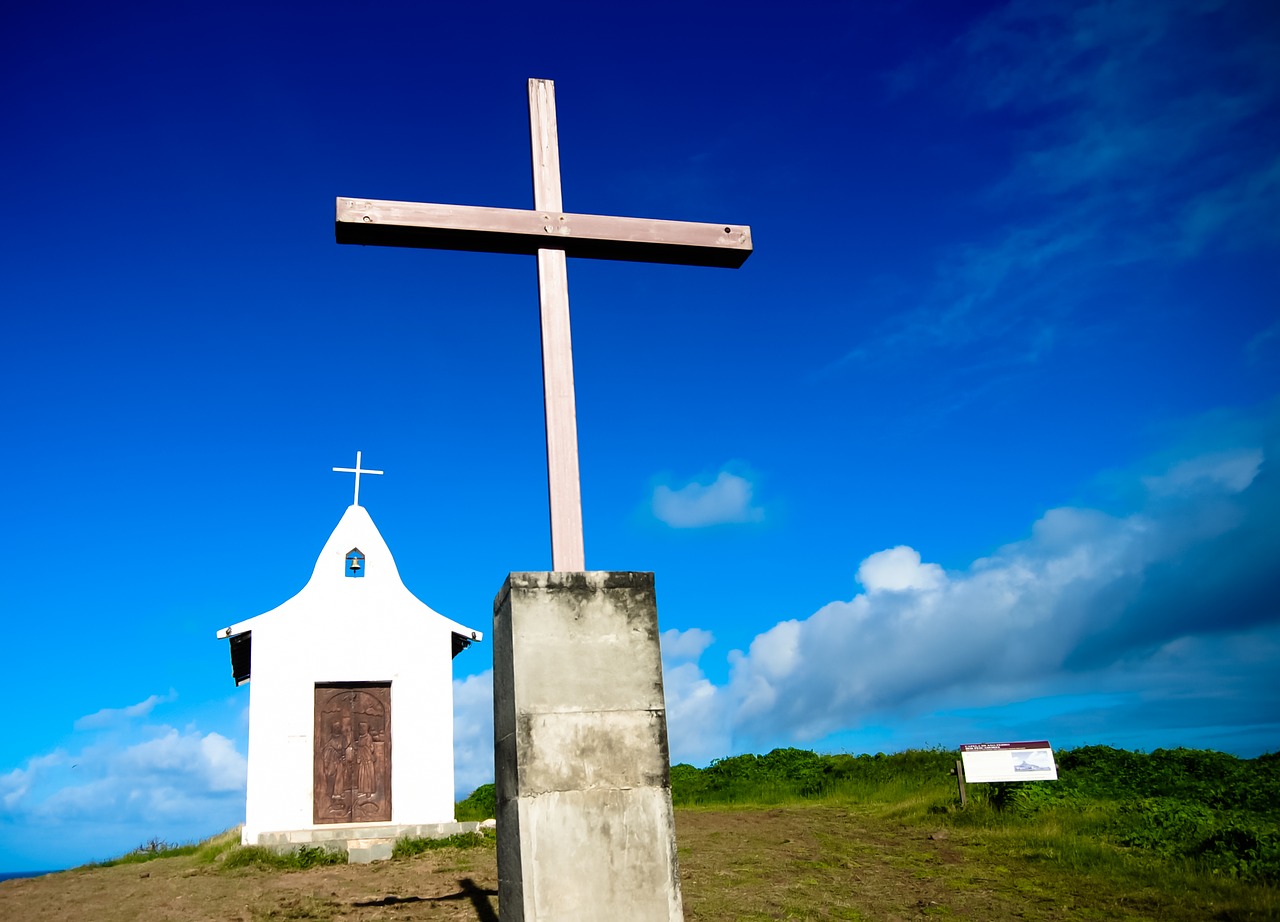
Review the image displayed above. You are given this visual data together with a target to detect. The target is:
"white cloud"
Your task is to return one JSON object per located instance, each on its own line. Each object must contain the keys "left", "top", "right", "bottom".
{"left": 663, "top": 660, "right": 733, "bottom": 766}
{"left": 116, "top": 728, "right": 245, "bottom": 793}
{"left": 1, "top": 751, "right": 65, "bottom": 810}
{"left": 652, "top": 470, "right": 763, "bottom": 528}
{"left": 857, "top": 546, "right": 946, "bottom": 593}
{"left": 1141, "top": 448, "right": 1262, "bottom": 496}
{"left": 6, "top": 689, "right": 244, "bottom": 827}
{"left": 660, "top": 627, "right": 715, "bottom": 664}
{"left": 659, "top": 629, "right": 732, "bottom": 764}
{"left": 430, "top": 429, "right": 1280, "bottom": 776}
{"left": 1, "top": 691, "right": 247, "bottom": 868}
{"left": 11, "top": 727, "right": 246, "bottom": 827}
{"left": 74, "top": 690, "right": 178, "bottom": 730}
{"left": 30, "top": 728, "right": 246, "bottom": 826}
{"left": 658, "top": 429, "right": 1280, "bottom": 760}
{"left": 453, "top": 670, "right": 495, "bottom": 800}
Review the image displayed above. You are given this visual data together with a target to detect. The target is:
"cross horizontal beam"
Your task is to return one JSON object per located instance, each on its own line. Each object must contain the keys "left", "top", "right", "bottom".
{"left": 336, "top": 197, "right": 753, "bottom": 269}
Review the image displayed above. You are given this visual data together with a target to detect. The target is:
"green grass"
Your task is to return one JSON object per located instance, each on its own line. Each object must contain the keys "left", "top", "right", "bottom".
{"left": 81, "top": 827, "right": 347, "bottom": 872}
{"left": 221, "top": 844, "right": 347, "bottom": 870}
{"left": 85, "top": 821, "right": 497, "bottom": 876}
{"left": 657, "top": 744, "right": 1280, "bottom": 920}
{"left": 77, "top": 743, "right": 1279, "bottom": 920}
{"left": 83, "top": 828, "right": 243, "bottom": 868}
{"left": 392, "top": 829, "right": 494, "bottom": 859}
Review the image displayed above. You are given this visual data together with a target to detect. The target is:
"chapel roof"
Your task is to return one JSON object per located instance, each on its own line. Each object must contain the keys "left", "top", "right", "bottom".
{"left": 215, "top": 503, "right": 482, "bottom": 685}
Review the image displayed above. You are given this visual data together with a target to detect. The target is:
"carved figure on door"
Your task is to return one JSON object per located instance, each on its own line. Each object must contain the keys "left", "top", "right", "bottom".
{"left": 355, "top": 721, "right": 377, "bottom": 804}
{"left": 321, "top": 719, "right": 349, "bottom": 804}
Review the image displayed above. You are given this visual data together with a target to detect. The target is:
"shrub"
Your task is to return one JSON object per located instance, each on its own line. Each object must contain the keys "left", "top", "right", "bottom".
{"left": 456, "top": 783, "right": 496, "bottom": 821}
{"left": 668, "top": 744, "right": 1280, "bottom": 884}
{"left": 672, "top": 747, "right": 957, "bottom": 806}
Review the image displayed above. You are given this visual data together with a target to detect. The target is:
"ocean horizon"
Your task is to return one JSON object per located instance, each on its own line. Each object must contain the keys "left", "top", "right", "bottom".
{"left": 0, "top": 870, "right": 59, "bottom": 883}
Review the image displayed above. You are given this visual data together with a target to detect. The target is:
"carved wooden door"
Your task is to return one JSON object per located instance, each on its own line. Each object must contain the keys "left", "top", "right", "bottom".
{"left": 313, "top": 684, "right": 392, "bottom": 824}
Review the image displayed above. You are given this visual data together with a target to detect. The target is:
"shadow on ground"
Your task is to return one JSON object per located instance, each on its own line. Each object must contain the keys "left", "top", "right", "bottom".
{"left": 353, "top": 877, "right": 498, "bottom": 921}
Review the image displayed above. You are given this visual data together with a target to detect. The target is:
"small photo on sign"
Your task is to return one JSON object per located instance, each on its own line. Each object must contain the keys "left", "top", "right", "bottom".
{"left": 1014, "top": 751, "right": 1053, "bottom": 773}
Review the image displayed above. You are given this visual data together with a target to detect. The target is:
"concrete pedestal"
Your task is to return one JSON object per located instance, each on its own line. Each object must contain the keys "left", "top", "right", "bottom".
{"left": 493, "top": 572, "right": 684, "bottom": 922}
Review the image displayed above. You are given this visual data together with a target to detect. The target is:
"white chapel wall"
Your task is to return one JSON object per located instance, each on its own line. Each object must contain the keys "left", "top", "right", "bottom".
{"left": 236, "top": 505, "right": 470, "bottom": 843}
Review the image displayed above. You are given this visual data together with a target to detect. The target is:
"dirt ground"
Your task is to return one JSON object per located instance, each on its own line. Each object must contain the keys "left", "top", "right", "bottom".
{"left": 0, "top": 805, "right": 1272, "bottom": 921}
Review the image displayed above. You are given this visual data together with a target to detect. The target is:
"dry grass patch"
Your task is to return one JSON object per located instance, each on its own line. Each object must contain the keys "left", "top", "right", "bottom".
{"left": 3, "top": 799, "right": 1278, "bottom": 921}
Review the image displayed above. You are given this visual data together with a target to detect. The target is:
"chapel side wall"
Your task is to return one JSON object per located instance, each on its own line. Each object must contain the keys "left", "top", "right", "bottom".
{"left": 242, "top": 671, "right": 262, "bottom": 844}
{"left": 389, "top": 623, "right": 457, "bottom": 824}
{"left": 243, "top": 621, "right": 318, "bottom": 840}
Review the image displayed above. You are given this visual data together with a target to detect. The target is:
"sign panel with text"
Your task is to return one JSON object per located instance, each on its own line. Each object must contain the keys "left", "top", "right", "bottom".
{"left": 960, "top": 740, "right": 1058, "bottom": 783}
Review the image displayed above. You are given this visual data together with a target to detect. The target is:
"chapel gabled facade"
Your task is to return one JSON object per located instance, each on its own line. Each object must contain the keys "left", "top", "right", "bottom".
{"left": 217, "top": 501, "right": 481, "bottom": 847}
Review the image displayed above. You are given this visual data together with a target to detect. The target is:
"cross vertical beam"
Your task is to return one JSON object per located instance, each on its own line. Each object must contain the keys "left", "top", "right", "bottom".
{"left": 529, "top": 79, "right": 585, "bottom": 572}
{"left": 335, "top": 79, "right": 752, "bottom": 572}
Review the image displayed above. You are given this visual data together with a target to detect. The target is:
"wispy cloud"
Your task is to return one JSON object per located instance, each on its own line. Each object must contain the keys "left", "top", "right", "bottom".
{"left": 661, "top": 627, "right": 715, "bottom": 663}
{"left": 652, "top": 469, "right": 764, "bottom": 528}
{"left": 966, "top": 0, "right": 1279, "bottom": 257}
{"left": 74, "top": 691, "right": 178, "bottom": 731}
{"left": 1, "top": 752, "right": 66, "bottom": 811}
{"left": 1140, "top": 448, "right": 1262, "bottom": 496}
{"left": 1248, "top": 319, "right": 1280, "bottom": 365}
{"left": 837, "top": 0, "right": 1280, "bottom": 376}
{"left": 1, "top": 692, "right": 245, "bottom": 868}
{"left": 658, "top": 404, "right": 1280, "bottom": 762}
{"left": 27, "top": 729, "right": 245, "bottom": 825}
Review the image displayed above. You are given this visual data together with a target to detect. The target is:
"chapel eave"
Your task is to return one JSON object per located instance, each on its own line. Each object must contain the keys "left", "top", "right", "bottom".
{"left": 219, "top": 625, "right": 480, "bottom": 685}
{"left": 229, "top": 631, "right": 251, "bottom": 685}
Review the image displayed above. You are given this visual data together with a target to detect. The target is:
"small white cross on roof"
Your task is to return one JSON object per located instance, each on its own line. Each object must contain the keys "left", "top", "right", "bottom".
{"left": 332, "top": 451, "right": 384, "bottom": 506}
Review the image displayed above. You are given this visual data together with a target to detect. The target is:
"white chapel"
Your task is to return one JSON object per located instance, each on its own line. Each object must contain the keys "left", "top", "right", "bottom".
{"left": 216, "top": 454, "right": 482, "bottom": 851}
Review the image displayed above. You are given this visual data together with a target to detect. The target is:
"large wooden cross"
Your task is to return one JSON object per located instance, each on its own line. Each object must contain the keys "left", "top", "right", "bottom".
{"left": 336, "top": 78, "right": 752, "bottom": 571}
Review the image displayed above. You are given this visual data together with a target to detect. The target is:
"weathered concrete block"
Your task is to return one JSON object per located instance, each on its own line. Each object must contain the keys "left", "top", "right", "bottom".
{"left": 346, "top": 838, "right": 394, "bottom": 864}
{"left": 493, "top": 572, "right": 684, "bottom": 922}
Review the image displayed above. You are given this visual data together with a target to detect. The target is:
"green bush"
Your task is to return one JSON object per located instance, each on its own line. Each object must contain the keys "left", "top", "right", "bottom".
{"left": 672, "top": 747, "right": 957, "bottom": 806}
{"left": 1046, "top": 746, "right": 1280, "bottom": 882}
{"left": 669, "top": 744, "right": 1280, "bottom": 884}
{"left": 456, "top": 782, "right": 496, "bottom": 821}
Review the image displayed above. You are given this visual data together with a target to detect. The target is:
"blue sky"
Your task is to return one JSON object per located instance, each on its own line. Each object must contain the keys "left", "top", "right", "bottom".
{"left": 3, "top": 0, "right": 1278, "bottom": 871}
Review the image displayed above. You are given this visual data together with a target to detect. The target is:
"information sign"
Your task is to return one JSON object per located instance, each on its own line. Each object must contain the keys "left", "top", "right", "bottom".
{"left": 960, "top": 740, "right": 1058, "bottom": 783}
